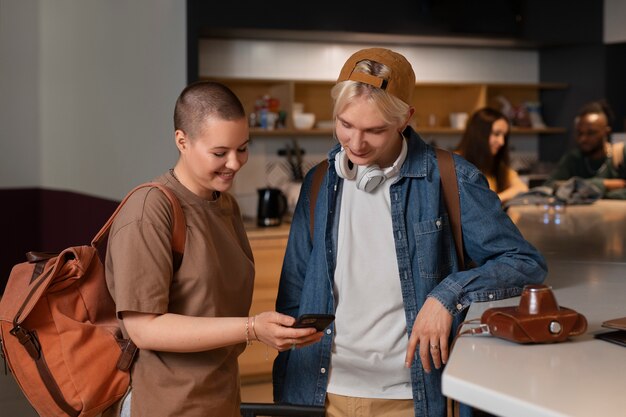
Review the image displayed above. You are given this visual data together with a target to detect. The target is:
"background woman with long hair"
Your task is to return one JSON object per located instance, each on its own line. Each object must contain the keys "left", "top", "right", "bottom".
{"left": 456, "top": 107, "right": 528, "bottom": 203}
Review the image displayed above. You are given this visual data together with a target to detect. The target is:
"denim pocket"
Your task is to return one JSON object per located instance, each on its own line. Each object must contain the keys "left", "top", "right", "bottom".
{"left": 413, "top": 216, "right": 453, "bottom": 280}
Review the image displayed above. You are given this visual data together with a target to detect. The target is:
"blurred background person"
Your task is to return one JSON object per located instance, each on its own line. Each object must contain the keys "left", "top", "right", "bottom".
{"left": 544, "top": 100, "right": 626, "bottom": 199}
{"left": 455, "top": 107, "right": 528, "bottom": 203}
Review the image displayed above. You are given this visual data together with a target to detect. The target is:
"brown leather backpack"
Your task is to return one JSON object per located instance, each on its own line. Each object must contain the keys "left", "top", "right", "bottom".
{"left": 0, "top": 182, "right": 186, "bottom": 417}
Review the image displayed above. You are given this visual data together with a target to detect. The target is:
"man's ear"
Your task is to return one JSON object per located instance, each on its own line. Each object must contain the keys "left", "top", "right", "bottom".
{"left": 400, "top": 108, "right": 416, "bottom": 132}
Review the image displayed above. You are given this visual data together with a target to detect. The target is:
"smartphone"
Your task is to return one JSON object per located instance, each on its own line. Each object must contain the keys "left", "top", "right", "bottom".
{"left": 292, "top": 314, "right": 335, "bottom": 331}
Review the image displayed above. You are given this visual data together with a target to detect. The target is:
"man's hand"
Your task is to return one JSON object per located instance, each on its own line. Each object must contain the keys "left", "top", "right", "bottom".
{"left": 405, "top": 297, "right": 453, "bottom": 373}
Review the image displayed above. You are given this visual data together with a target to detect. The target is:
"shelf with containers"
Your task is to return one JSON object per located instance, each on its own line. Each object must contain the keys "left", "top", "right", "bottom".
{"left": 411, "top": 82, "right": 568, "bottom": 134}
{"left": 202, "top": 77, "right": 568, "bottom": 136}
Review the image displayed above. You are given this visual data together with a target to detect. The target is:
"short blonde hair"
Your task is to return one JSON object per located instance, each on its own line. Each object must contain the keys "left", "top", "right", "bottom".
{"left": 331, "top": 60, "right": 410, "bottom": 127}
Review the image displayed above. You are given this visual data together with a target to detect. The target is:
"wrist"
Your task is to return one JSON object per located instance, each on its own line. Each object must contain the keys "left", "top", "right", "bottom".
{"left": 245, "top": 317, "right": 252, "bottom": 346}
{"left": 251, "top": 315, "right": 259, "bottom": 341}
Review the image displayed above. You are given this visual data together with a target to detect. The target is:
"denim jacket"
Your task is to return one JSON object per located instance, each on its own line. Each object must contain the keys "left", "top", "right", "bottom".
{"left": 273, "top": 128, "right": 547, "bottom": 417}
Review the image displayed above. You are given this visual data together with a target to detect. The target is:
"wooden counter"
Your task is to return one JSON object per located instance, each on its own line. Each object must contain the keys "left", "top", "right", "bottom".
{"left": 239, "top": 222, "right": 290, "bottom": 381}
{"left": 244, "top": 222, "right": 291, "bottom": 239}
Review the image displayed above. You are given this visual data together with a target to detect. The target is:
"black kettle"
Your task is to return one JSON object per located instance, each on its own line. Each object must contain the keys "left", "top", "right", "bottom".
{"left": 257, "top": 188, "right": 288, "bottom": 227}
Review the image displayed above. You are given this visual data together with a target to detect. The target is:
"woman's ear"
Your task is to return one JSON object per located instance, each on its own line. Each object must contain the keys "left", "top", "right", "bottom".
{"left": 175, "top": 130, "right": 187, "bottom": 152}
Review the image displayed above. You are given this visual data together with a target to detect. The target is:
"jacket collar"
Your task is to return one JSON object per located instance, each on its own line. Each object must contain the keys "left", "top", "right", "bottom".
{"left": 401, "top": 127, "right": 429, "bottom": 178}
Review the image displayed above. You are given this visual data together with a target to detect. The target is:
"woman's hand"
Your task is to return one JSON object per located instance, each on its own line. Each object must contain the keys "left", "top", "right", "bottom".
{"left": 405, "top": 297, "right": 453, "bottom": 373}
{"left": 253, "top": 311, "right": 324, "bottom": 352}
{"left": 604, "top": 178, "right": 626, "bottom": 190}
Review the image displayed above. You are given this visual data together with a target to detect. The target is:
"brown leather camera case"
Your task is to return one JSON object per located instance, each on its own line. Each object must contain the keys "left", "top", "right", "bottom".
{"left": 481, "top": 284, "right": 588, "bottom": 344}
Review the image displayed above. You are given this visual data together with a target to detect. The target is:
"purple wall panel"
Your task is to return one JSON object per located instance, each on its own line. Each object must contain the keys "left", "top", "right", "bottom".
{"left": 39, "top": 189, "right": 119, "bottom": 251}
{"left": 1, "top": 188, "right": 119, "bottom": 293}
{"left": 1, "top": 189, "right": 42, "bottom": 292}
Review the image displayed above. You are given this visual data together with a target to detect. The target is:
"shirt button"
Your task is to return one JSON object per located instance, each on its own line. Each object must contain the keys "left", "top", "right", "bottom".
{"left": 436, "top": 220, "right": 442, "bottom": 227}
{"left": 326, "top": 329, "right": 332, "bottom": 335}
{"left": 456, "top": 303, "right": 463, "bottom": 310}
{"left": 488, "top": 294, "right": 494, "bottom": 300}
{"left": 320, "top": 368, "right": 326, "bottom": 374}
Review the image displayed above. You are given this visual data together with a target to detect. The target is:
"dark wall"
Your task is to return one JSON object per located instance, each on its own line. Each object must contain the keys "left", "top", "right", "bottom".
{"left": 539, "top": 45, "right": 607, "bottom": 162}
{"left": 606, "top": 42, "right": 626, "bottom": 133}
{"left": 186, "top": 0, "right": 526, "bottom": 83}
{"left": 188, "top": 0, "right": 524, "bottom": 39}
{"left": 187, "top": 0, "right": 624, "bottom": 164}
{"left": 187, "top": 0, "right": 608, "bottom": 45}
{"left": 539, "top": 39, "right": 626, "bottom": 162}
{"left": 0, "top": 189, "right": 119, "bottom": 293}
{"left": 521, "top": 1, "right": 603, "bottom": 45}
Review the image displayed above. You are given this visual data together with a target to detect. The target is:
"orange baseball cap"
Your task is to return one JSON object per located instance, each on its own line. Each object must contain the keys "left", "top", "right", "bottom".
{"left": 337, "top": 48, "right": 416, "bottom": 106}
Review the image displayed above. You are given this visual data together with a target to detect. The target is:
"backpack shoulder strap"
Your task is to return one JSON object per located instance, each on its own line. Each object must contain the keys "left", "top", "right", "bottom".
{"left": 309, "top": 160, "right": 329, "bottom": 240}
{"left": 91, "top": 182, "right": 186, "bottom": 270}
{"left": 435, "top": 148, "right": 465, "bottom": 270}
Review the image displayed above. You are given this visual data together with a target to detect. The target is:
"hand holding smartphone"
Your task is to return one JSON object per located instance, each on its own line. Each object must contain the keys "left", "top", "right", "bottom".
{"left": 291, "top": 314, "right": 335, "bottom": 331}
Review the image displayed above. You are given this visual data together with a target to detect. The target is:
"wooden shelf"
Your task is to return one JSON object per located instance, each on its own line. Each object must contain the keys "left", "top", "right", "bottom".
{"left": 203, "top": 77, "right": 568, "bottom": 137}
{"left": 249, "top": 128, "right": 333, "bottom": 137}
{"left": 510, "top": 127, "right": 567, "bottom": 134}
{"left": 416, "top": 126, "right": 567, "bottom": 135}
{"left": 251, "top": 126, "right": 567, "bottom": 137}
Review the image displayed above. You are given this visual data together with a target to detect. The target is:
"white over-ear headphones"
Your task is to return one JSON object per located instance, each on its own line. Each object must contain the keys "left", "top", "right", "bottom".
{"left": 335, "top": 137, "right": 408, "bottom": 193}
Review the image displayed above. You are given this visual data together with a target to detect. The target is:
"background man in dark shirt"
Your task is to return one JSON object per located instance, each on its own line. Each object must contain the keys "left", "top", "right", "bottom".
{"left": 545, "top": 100, "right": 626, "bottom": 199}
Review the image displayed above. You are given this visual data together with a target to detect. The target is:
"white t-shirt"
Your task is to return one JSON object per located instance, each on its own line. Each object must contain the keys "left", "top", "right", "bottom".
{"left": 327, "top": 141, "right": 412, "bottom": 399}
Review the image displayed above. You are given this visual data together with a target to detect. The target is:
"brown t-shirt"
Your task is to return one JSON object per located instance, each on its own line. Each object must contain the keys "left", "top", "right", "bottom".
{"left": 105, "top": 171, "right": 254, "bottom": 417}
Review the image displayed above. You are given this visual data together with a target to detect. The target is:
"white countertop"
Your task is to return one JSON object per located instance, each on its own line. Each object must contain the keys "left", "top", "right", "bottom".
{"left": 443, "top": 260, "right": 626, "bottom": 417}
{"left": 507, "top": 200, "right": 626, "bottom": 263}
{"left": 442, "top": 198, "right": 626, "bottom": 417}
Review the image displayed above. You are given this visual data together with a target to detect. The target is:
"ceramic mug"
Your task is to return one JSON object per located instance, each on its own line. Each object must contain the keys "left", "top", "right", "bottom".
{"left": 449, "top": 112, "right": 469, "bottom": 129}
